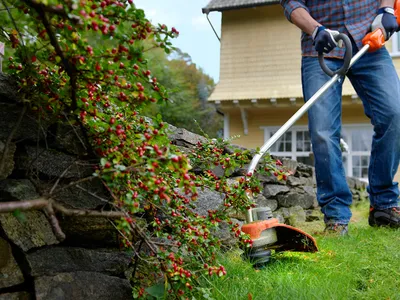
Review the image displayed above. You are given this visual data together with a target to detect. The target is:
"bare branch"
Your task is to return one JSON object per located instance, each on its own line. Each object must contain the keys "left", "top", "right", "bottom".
{"left": 49, "top": 161, "right": 76, "bottom": 194}
{"left": 44, "top": 200, "right": 66, "bottom": 241}
{"left": 0, "top": 198, "right": 48, "bottom": 212}
{"left": 52, "top": 202, "right": 126, "bottom": 218}
{"left": 62, "top": 112, "right": 88, "bottom": 151}
{"left": 50, "top": 175, "right": 96, "bottom": 195}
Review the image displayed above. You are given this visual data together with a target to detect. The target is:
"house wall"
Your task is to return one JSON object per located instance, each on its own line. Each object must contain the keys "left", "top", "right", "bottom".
{"left": 210, "top": 4, "right": 356, "bottom": 101}
{"left": 227, "top": 96, "right": 369, "bottom": 149}
{"left": 215, "top": 4, "right": 400, "bottom": 183}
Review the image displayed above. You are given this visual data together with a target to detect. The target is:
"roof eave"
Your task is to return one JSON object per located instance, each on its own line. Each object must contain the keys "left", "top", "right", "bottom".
{"left": 202, "top": 1, "right": 279, "bottom": 14}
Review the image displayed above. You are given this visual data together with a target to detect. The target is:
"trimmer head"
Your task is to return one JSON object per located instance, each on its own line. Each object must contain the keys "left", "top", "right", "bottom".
{"left": 241, "top": 207, "right": 318, "bottom": 268}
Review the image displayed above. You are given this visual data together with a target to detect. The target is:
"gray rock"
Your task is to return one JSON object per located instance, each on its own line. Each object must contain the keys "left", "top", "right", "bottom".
{"left": 0, "top": 74, "right": 19, "bottom": 102}
{"left": 0, "top": 237, "right": 24, "bottom": 289}
{"left": 302, "top": 186, "right": 316, "bottom": 196}
{"left": 263, "top": 184, "right": 290, "bottom": 198}
{"left": 226, "top": 177, "right": 243, "bottom": 187}
{"left": 26, "top": 247, "right": 132, "bottom": 277}
{"left": 346, "top": 177, "right": 357, "bottom": 189}
{"left": 287, "top": 206, "right": 306, "bottom": 226}
{"left": 0, "top": 179, "right": 38, "bottom": 201}
{"left": 190, "top": 187, "right": 225, "bottom": 216}
{"left": 302, "top": 186, "right": 318, "bottom": 208}
{"left": 275, "top": 207, "right": 290, "bottom": 219}
{"left": 0, "top": 292, "right": 30, "bottom": 300}
{"left": 17, "top": 146, "right": 92, "bottom": 179}
{"left": 53, "top": 123, "right": 89, "bottom": 156}
{"left": 353, "top": 193, "right": 361, "bottom": 201}
{"left": 59, "top": 217, "right": 119, "bottom": 248}
{"left": 0, "top": 103, "right": 48, "bottom": 142}
{"left": 34, "top": 272, "right": 132, "bottom": 300}
{"left": 0, "top": 211, "right": 58, "bottom": 252}
{"left": 282, "top": 158, "right": 298, "bottom": 175}
{"left": 305, "top": 210, "right": 324, "bottom": 222}
{"left": 210, "top": 165, "right": 227, "bottom": 178}
{"left": 44, "top": 179, "right": 109, "bottom": 210}
{"left": 286, "top": 176, "right": 302, "bottom": 187}
{"left": 255, "top": 194, "right": 278, "bottom": 211}
{"left": 296, "top": 163, "right": 314, "bottom": 178}
{"left": 272, "top": 213, "right": 285, "bottom": 224}
{"left": 293, "top": 187, "right": 305, "bottom": 194}
{"left": 258, "top": 173, "right": 286, "bottom": 185}
{"left": 355, "top": 179, "right": 367, "bottom": 190}
{"left": 277, "top": 192, "right": 314, "bottom": 209}
{"left": 0, "top": 140, "right": 16, "bottom": 180}
{"left": 300, "top": 177, "right": 315, "bottom": 186}
{"left": 168, "top": 127, "right": 207, "bottom": 147}
{"left": 273, "top": 207, "right": 289, "bottom": 223}
{"left": 356, "top": 189, "right": 369, "bottom": 201}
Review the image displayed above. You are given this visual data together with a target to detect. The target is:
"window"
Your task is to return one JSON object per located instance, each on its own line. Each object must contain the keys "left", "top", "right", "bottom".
{"left": 390, "top": 32, "right": 400, "bottom": 56}
{"left": 262, "top": 124, "right": 373, "bottom": 180}
{"left": 341, "top": 125, "right": 373, "bottom": 180}
{"left": 263, "top": 126, "right": 313, "bottom": 166}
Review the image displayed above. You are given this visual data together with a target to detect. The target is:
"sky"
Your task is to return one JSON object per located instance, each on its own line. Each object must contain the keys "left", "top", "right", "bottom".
{"left": 134, "top": 0, "right": 222, "bottom": 82}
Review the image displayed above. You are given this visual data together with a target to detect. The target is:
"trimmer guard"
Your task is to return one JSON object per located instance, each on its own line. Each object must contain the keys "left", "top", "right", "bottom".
{"left": 241, "top": 218, "right": 318, "bottom": 253}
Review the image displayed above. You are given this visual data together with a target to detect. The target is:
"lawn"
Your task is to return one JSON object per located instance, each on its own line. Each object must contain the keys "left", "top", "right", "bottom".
{"left": 202, "top": 202, "right": 400, "bottom": 300}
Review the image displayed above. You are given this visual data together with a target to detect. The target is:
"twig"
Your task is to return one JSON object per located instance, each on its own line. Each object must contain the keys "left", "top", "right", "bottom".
{"left": 62, "top": 112, "right": 88, "bottom": 151}
{"left": 75, "top": 184, "right": 115, "bottom": 206}
{"left": 0, "top": 198, "right": 48, "bottom": 212}
{"left": 0, "top": 105, "right": 26, "bottom": 174}
{"left": 52, "top": 202, "right": 125, "bottom": 218}
{"left": 50, "top": 175, "right": 95, "bottom": 195}
{"left": 44, "top": 199, "right": 66, "bottom": 240}
{"left": 1, "top": 0, "right": 25, "bottom": 49}
{"left": 49, "top": 161, "right": 76, "bottom": 194}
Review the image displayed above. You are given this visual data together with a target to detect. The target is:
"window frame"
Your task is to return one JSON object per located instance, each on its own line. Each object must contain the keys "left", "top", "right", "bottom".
{"left": 390, "top": 32, "right": 400, "bottom": 57}
{"left": 261, "top": 125, "right": 312, "bottom": 162}
{"left": 261, "top": 124, "right": 373, "bottom": 180}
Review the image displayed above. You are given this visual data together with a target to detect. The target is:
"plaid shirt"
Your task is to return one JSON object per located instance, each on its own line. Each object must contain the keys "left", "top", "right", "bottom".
{"left": 280, "top": 0, "right": 380, "bottom": 58}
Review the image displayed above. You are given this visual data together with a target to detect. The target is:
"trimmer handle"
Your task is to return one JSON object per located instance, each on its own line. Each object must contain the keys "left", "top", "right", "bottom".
{"left": 318, "top": 33, "right": 352, "bottom": 77}
{"left": 363, "top": 0, "right": 400, "bottom": 52}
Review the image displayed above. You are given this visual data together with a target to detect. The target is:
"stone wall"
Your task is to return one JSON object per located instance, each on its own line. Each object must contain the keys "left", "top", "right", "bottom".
{"left": 0, "top": 74, "right": 368, "bottom": 299}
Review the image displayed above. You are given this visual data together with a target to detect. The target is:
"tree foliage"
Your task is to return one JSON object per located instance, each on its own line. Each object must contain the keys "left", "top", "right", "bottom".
{"left": 0, "top": 0, "right": 286, "bottom": 298}
{"left": 143, "top": 47, "right": 222, "bottom": 137}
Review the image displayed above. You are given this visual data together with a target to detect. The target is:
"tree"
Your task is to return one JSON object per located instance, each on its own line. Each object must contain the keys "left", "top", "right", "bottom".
{"left": 143, "top": 46, "right": 222, "bottom": 137}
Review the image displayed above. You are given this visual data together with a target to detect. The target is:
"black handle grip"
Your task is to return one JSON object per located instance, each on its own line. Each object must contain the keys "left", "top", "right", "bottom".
{"left": 318, "top": 33, "right": 352, "bottom": 77}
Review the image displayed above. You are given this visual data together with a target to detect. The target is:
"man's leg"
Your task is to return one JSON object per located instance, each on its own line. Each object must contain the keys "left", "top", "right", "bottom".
{"left": 347, "top": 47, "right": 400, "bottom": 226}
{"left": 301, "top": 56, "right": 353, "bottom": 226}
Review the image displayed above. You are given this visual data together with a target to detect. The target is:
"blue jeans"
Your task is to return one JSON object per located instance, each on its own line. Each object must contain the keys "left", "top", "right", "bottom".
{"left": 301, "top": 46, "right": 400, "bottom": 224}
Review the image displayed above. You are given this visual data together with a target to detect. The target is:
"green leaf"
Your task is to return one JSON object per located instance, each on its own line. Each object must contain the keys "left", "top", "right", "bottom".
{"left": 145, "top": 283, "right": 165, "bottom": 299}
{"left": 100, "top": 158, "right": 107, "bottom": 166}
{"left": 12, "top": 210, "right": 26, "bottom": 222}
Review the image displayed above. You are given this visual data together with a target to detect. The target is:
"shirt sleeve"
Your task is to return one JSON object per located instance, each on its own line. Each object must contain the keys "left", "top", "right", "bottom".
{"left": 280, "top": 0, "right": 310, "bottom": 22}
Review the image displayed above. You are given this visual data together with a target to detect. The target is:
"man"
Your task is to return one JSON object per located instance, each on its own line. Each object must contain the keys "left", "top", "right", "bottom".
{"left": 280, "top": 0, "right": 400, "bottom": 234}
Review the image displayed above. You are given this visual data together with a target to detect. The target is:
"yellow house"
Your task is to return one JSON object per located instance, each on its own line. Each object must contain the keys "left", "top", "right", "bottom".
{"left": 202, "top": 0, "right": 400, "bottom": 181}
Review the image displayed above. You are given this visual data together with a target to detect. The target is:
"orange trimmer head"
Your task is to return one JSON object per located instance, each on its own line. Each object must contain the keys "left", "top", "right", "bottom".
{"left": 241, "top": 207, "right": 318, "bottom": 268}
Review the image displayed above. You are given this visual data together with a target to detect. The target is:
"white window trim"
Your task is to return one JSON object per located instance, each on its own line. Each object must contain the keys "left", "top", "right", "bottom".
{"left": 260, "top": 125, "right": 311, "bottom": 161}
{"left": 261, "top": 124, "right": 373, "bottom": 180}
{"left": 341, "top": 124, "right": 373, "bottom": 180}
{"left": 390, "top": 32, "right": 400, "bottom": 57}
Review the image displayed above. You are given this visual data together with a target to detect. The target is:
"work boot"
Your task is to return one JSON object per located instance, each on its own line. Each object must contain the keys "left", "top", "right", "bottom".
{"left": 324, "top": 223, "right": 348, "bottom": 236}
{"left": 369, "top": 206, "right": 400, "bottom": 228}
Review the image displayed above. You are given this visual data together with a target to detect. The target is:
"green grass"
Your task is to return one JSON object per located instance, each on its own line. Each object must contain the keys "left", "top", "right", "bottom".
{"left": 203, "top": 202, "right": 400, "bottom": 300}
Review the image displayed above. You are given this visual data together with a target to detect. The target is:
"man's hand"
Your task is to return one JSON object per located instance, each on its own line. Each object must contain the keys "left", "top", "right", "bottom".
{"left": 312, "top": 26, "right": 340, "bottom": 54}
{"left": 371, "top": 7, "right": 398, "bottom": 40}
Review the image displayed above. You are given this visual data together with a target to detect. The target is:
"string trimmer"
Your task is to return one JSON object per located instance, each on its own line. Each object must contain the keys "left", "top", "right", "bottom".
{"left": 241, "top": 0, "right": 400, "bottom": 268}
